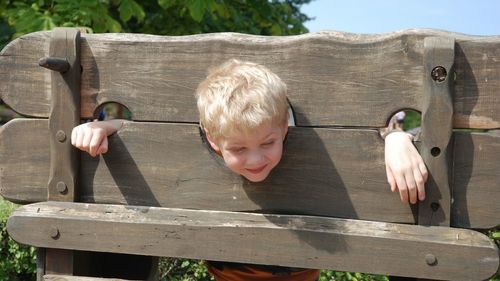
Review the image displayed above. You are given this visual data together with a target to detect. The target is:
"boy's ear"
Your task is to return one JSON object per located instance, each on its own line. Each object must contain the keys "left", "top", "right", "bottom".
{"left": 205, "top": 130, "right": 221, "bottom": 153}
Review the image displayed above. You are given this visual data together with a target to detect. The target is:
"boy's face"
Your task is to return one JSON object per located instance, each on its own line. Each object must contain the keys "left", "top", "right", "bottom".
{"left": 207, "top": 121, "right": 288, "bottom": 182}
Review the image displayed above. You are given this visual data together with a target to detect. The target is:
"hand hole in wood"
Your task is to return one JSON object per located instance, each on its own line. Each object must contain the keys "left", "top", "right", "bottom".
{"left": 380, "top": 110, "right": 421, "bottom": 138}
{"left": 93, "top": 102, "right": 132, "bottom": 121}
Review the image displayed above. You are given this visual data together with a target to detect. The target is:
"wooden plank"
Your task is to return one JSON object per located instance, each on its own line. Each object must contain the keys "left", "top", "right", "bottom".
{"left": 418, "top": 37, "right": 454, "bottom": 226}
{"left": 1, "top": 119, "right": 499, "bottom": 229}
{"left": 452, "top": 130, "right": 500, "bottom": 228}
{"left": 42, "top": 28, "right": 82, "bottom": 277}
{"left": 0, "top": 119, "right": 49, "bottom": 203}
{"left": 44, "top": 275, "right": 134, "bottom": 281}
{"left": 1, "top": 30, "right": 500, "bottom": 128}
{"left": 46, "top": 28, "right": 81, "bottom": 202}
{"left": 8, "top": 201, "right": 500, "bottom": 281}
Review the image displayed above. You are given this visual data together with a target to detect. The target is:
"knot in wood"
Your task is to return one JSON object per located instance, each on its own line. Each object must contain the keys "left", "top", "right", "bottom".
{"left": 430, "top": 202, "right": 440, "bottom": 212}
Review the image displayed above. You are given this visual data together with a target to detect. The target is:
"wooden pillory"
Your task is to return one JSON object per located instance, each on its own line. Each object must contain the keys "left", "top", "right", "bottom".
{"left": 0, "top": 28, "right": 499, "bottom": 280}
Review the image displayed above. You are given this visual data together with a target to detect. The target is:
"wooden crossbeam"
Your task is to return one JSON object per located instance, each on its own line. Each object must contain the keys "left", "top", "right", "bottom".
{"left": 1, "top": 119, "right": 499, "bottom": 229}
{"left": 1, "top": 30, "right": 499, "bottom": 128}
{"left": 7, "top": 202, "right": 500, "bottom": 281}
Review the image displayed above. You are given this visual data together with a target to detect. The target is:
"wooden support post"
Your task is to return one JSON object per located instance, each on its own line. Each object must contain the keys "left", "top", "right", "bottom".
{"left": 413, "top": 36, "right": 455, "bottom": 281}
{"left": 418, "top": 36, "right": 455, "bottom": 227}
{"left": 40, "top": 27, "right": 81, "bottom": 279}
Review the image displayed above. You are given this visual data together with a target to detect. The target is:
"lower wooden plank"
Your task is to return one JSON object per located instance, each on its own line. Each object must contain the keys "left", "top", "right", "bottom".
{"left": 1, "top": 119, "right": 499, "bottom": 229}
{"left": 8, "top": 202, "right": 500, "bottom": 281}
{"left": 44, "top": 274, "right": 135, "bottom": 281}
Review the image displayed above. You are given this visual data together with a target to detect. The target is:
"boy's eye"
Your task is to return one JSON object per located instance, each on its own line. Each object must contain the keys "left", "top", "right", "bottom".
{"left": 262, "top": 140, "right": 275, "bottom": 147}
{"left": 229, "top": 147, "right": 245, "bottom": 153}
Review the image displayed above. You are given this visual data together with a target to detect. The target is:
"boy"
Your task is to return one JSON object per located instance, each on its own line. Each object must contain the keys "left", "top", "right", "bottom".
{"left": 72, "top": 59, "right": 428, "bottom": 281}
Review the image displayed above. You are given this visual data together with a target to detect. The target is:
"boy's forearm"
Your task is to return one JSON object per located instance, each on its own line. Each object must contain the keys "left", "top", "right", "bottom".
{"left": 102, "top": 119, "right": 126, "bottom": 136}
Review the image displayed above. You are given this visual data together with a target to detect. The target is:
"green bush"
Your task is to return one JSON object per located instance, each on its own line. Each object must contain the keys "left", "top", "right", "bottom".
{"left": 159, "top": 258, "right": 213, "bottom": 281}
{"left": 0, "top": 198, "right": 36, "bottom": 281}
{"left": 157, "top": 257, "right": 389, "bottom": 281}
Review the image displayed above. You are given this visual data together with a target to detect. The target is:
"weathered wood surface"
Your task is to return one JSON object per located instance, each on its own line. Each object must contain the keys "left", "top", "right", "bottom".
{"left": 418, "top": 36, "right": 454, "bottom": 226}
{"left": 44, "top": 275, "right": 134, "bottom": 281}
{"left": 43, "top": 27, "right": 82, "bottom": 279}
{"left": 8, "top": 201, "right": 500, "bottom": 281}
{"left": 1, "top": 119, "right": 499, "bottom": 229}
{"left": 46, "top": 28, "right": 81, "bottom": 202}
{"left": 1, "top": 30, "right": 500, "bottom": 128}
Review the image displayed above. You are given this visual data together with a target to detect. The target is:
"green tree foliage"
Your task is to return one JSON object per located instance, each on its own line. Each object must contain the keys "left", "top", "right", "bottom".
{"left": 0, "top": 0, "right": 312, "bottom": 49}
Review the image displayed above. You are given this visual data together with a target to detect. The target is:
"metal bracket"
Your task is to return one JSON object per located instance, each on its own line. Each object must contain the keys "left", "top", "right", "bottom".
{"left": 418, "top": 36, "right": 455, "bottom": 226}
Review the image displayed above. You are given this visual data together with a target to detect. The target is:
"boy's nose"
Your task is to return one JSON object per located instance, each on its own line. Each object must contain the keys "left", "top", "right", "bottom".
{"left": 246, "top": 150, "right": 264, "bottom": 165}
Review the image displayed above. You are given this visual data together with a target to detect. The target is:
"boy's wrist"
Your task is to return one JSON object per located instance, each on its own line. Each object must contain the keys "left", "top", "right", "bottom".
{"left": 382, "top": 128, "right": 403, "bottom": 139}
{"left": 383, "top": 129, "right": 413, "bottom": 141}
{"left": 105, "top": 119, "right": 125, "bottom": 136}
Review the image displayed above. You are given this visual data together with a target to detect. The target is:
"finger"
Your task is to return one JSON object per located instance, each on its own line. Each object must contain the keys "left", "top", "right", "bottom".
{"left": 76, "top": 128, "right": 85, "bottom": 149}
{"left": 386, "top": 165, "right": 397, "bottom": 192}
{"left": 98, "top": 137, "right": 108, "bottom": 155}
{"left": 414, "top": 169, "right": 426, "bottom": 201}
{"left": 89, "top": 131, "right": 104, "bottom": 157}
{"left": 395, "top": 173, "right": 409, "bottom": 203}
{"left": 404, "top": 171, "right": 418, "bottom": 204}
{"left": 419, "top": 162, "right": 429, "bottom": 183}
{"left": 82, "top": 128, "right": 93, "bottom": 153}
{"left": 71, "top": 127, "right": 77, "bottom": 146}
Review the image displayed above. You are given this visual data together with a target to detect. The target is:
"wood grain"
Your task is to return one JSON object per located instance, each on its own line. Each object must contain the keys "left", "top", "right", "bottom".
{"left": 418, "top": 36, "right": 454, "bottom": 226}
{"left": 8, "top": 201, "right": 500, "bottom": 281}
{"left": 1, "top": 119, "right": 498, "bottom": 229}
{"left": 1, "top": 30, "right": 500, "bottom": 128}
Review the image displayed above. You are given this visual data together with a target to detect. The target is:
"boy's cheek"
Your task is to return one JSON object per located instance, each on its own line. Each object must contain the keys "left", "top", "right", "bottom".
{"left": 221, "top": 154, "right": 243, "bottom": 173}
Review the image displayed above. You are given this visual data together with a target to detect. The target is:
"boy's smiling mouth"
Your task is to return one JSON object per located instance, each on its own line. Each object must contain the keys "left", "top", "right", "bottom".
{"left": 246, "top": 164, "right": 267, "bottom": 174}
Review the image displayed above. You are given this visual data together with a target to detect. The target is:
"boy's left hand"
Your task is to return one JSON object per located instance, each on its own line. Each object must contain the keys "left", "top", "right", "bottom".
{"left": 384, "top": 132, "right": 428, "bottom": 204}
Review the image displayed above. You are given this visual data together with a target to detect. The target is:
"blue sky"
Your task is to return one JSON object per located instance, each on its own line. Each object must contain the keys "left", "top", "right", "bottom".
{"left": 302, "top": 0, "right": 500, "bottom": 36}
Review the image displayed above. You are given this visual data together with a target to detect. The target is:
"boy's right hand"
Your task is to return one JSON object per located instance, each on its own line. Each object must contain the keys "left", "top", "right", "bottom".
{"left": 71, "top": 119, "right": 124, "bottom": 157}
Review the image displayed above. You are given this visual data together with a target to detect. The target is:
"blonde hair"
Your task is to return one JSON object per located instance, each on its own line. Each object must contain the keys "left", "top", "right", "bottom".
{"left": 196, "top": 59, "right": 288, "bottom": 141}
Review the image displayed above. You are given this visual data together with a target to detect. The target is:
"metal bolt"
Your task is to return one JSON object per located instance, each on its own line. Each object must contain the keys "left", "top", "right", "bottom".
{"left": 56, "top": 181, "right": 68, "bottom": 194}
{"left": 425, "top": 254, "right": 437, "bottom": 266}
{"left": 38, "top": 57, "right": 70, "bottom": 73}
{"left": 431, "top": 66, "right": 447, "bottom": 82}
{"left": 56, "top": 130, "right": 66, "bottom": 142}
{"left": 50, "top": 227, "right": 60, "bottom": 239}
